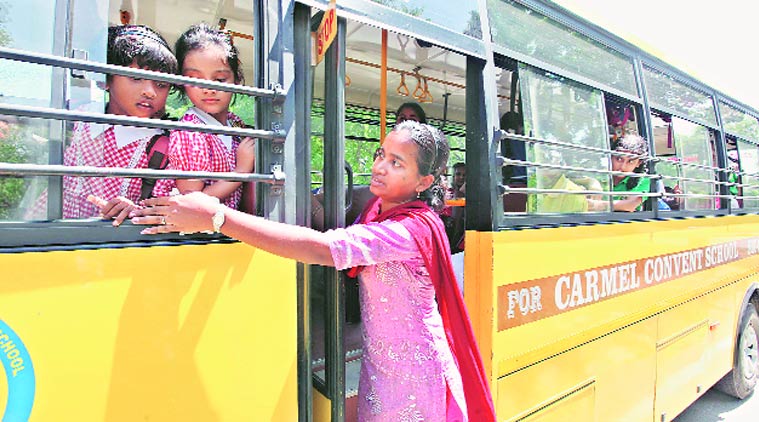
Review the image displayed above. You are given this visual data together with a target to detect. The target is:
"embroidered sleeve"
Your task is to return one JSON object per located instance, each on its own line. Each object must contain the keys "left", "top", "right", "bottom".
{"left": 325, "top": 220, "right": 420, "bottom": 271}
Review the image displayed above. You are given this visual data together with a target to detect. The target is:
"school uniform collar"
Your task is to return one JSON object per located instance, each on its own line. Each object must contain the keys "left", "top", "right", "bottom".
{"left": 85, "top": 103, "right": 161, "bottom": 148}
{"left": 185, "top": 107, "right": 233, "bottom": 150}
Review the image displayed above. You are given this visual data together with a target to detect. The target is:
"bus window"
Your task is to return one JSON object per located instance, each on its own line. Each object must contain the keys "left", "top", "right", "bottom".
{"left": 651, "top": 111, "right": 718, "bottom": 211}
{"left": 736, "top": 139, "right": 759, "bottom": 209}
{"left": 0, "top": 1, "right": 60, "bottom": 221}
{"left": 651, "top": 112, "right": 680, "bottom": 211}
{"left": 519, "top": 65, "right": 610, "bottom": 214}
{"left": 496, "top": 60, "right": 527, "bottom": 213}
{"left": 16, "top": 2, "right": 255, "bottom": 224}
{"left": 651, "top": 112, "right": 720, "bottom": 211}
{"left": 672, "top": 117, "right": 718, "bottom": 211}
{"left": 603, "top": 97, "right": 655, "bottom": 212}
{"left": 725, "top": 138, "right": 742, "bottom": 209}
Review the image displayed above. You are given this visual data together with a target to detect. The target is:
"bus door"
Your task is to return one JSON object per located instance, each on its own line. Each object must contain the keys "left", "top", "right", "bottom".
{"left": 306, "top": 6, "right": 472, "bottom": 420}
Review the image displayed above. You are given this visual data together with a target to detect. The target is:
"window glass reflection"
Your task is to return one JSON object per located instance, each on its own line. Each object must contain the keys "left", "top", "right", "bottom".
{"left": 520, "top": 65, "right": 609, "bottom": 214}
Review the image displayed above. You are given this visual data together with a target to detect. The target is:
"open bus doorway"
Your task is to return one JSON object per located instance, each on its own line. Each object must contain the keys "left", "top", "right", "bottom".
{"left": 308, "top": 16, "right": 469, "bottom": 420}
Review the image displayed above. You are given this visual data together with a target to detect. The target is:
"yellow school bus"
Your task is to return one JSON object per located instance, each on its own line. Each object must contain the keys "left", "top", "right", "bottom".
{"left": 1, "top": 0, "right": 758, "bottom": 421}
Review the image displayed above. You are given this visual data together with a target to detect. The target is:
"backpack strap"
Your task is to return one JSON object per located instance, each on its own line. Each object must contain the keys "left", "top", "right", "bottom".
{"left": 140, "top": 131, "right": 170, "bottom": 200}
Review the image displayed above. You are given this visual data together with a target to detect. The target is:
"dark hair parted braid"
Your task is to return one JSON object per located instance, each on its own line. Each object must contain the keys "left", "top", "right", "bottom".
{"left": 393, "top": 121, "right": 450, "bottom": 212}
{"left": 175, "top": 23, "right": 244, "bottom": 89}
{"left": 107, "top": 25, "right": 177, "bottom": 76}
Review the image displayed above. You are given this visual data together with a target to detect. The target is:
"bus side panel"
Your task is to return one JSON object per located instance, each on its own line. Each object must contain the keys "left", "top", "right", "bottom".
{"left": 482, "top": 215, "right": 759, "bottom": 420}
{"left": 494, "top": 317, "right": 657, "bottom": 421}
{"left": 0, "top": 242, "right": 297, "bottom": 422}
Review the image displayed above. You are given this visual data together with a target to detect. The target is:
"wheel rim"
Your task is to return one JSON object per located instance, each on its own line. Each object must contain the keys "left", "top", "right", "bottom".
{"left": 740, "top": 321, "right": 759, "bottom": 381}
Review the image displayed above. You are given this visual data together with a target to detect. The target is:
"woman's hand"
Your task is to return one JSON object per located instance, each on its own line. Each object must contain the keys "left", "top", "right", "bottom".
{"left": 130, "top": 191, "right": 221, "bottom": 235}
{"left": 87, "top": 195, "right": 137, "bottom": 226}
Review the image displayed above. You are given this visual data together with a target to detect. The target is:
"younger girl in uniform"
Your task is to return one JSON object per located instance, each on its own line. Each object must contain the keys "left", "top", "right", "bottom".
{"left": 153, "top": 23, "right": 255, "bottom": 209}
{"left": 132, "top": 121, "right": 496, "bottom": 421}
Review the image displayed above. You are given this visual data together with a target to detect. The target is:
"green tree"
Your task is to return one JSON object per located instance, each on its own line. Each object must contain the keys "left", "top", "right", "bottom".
{"left": 0, "top": 123, "right": 29, "bottom": 219}
{"left": 0, "top": 1, "right": 11, "bottom": 46}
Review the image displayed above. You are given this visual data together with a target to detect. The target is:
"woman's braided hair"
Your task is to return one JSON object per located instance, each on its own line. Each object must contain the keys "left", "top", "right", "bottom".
{"left": 392, "top": 121, "right": 450, "bottom": 212}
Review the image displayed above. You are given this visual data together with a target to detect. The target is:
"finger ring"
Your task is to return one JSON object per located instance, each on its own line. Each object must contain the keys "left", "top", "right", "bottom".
{"left": 160, "top": 216, "right": 166, "bottom": 225}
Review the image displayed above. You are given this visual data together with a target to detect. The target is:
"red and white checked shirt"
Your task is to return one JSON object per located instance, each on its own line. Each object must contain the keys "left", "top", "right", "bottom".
{"left": 62, "top": 121, "right": 160, "bottom": 218}
{"left": 153, "top": 108, "right": 245, "bottom": 209}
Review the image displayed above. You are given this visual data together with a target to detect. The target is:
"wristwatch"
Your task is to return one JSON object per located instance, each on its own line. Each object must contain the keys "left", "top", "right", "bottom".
{"left": 212, "top": 207, "right": 226, "bottom": 233}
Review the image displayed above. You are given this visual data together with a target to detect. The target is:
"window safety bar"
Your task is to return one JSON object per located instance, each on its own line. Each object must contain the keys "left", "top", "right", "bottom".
{"left": 0, "top": 163, "right": 284, "bottom": 185}
{"left": 0, "top": 47, "right": 284, "bottom": 100}
{"left": 498, "top": 131, "right": 736, "bottom": 176}
{"left": 497, "top": 130, "right": 650, "bottom": 160}
{"left": 651, "top": 156, "right": 733, "bottom": 175}
{"left": 501, "top": 186, "right": 738, "bottom": 200}
{"left": 498, "top": 157, "right": 659, "bottom": 180}
{"left": 499, "top": 156, "right": 738, "bottom": 189}
{"left": 0, "top": 104, "right": 285, "bottom": 141}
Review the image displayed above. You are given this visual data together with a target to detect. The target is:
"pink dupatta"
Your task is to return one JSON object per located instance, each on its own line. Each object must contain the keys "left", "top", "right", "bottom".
{"left": 347, "top": 196, "right": 496, "bottom": 422}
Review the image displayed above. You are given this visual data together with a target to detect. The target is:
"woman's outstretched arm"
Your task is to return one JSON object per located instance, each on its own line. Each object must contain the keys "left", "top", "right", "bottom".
{"left": 130, "top": 192, "right": 335, "bottom": 266}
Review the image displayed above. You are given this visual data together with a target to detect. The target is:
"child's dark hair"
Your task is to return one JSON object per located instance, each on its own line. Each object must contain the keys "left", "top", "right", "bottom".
{"left": 612, "top": 134, "right": 649, "bottom": 190}
{"left": 393, "top": 121, "right": 450, "bottom": 211}
{"left": 396, "top": 102, "right": 428, "bottom": 124}
{"left": 175, "top": 23, "right": 244, "bottom": 89}
{"left": 107, "top": 25, "right": 177, "bottom": 77}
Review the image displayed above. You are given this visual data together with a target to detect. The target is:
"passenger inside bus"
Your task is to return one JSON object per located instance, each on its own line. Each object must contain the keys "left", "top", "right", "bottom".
{"left": 451, "top": 162, "right": 466, "bottom": 198}
{"left": 53, "top": 24, "right": 178, "bottom": 224}
{"left": 727, "top": 149, "right": 742, "bottom": 208}
{"left": 395, "top": 102, "right": 427, "bottom": 124}
{"left": 152, "top": 23, "right": 256, "bottom": 210}
{"left": 445, "top": 161, "right": 466, "bottom": 254}
{"left": 500, "top": 110, "right": 529, "bottom": 213}
{"left": 588, "top": 134, "right": 651, "bottom": 212}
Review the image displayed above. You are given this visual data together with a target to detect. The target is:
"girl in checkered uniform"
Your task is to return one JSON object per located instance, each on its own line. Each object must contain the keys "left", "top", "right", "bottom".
{"left": 152, "top": 23, "right": 255, "bottom": 209}
{"left": 60, "top": 25, "right": 177, "bottom": 224}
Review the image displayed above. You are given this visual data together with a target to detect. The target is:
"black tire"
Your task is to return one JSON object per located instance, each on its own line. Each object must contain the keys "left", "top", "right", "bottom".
{"left": 715, "top": 305, "right": 759, "bottom": 399}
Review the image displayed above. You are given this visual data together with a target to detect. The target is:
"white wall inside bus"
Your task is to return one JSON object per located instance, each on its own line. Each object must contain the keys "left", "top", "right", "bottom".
{"left": 519, "top": 65, "right": 610, "bottom": 214}
{"left": 651, "top": 112, "right": 680, "bottom": 211}
{"left": 737, "top": 139, "right": 759, "bottom": 209}
{"left": 672, "top": 117, "right": 716, "bottom": 211}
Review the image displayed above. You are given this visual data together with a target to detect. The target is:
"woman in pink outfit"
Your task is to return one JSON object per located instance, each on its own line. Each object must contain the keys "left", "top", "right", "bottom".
{"left": 132, "top": 121, "right": 497, "bottom": 421}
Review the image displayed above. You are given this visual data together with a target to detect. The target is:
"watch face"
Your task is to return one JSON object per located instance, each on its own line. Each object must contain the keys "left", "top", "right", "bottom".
{"left": 213, "top": 210, "right": 225, "bottom": 232}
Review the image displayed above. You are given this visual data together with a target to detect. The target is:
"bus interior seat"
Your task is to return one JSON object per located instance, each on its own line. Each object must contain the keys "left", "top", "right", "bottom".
{"left": 503, "top": 182, "right": 527, "bottom": 212}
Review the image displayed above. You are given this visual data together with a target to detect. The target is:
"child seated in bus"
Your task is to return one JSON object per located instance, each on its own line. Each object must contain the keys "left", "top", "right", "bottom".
{"left": 152, "top": 23, "right": 255, "bottom": 209}
{"left": 588, "top": 134, "right": 651, "bottom": 212}
{"left": 59, "top": 24, "right": 177, "bottom": 225}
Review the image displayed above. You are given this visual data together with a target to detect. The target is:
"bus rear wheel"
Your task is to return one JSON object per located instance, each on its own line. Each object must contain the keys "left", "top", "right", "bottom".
{"left": 716, "top": 305, "right": 759, "bottom": 399}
